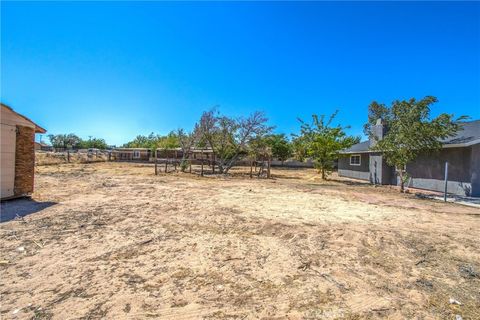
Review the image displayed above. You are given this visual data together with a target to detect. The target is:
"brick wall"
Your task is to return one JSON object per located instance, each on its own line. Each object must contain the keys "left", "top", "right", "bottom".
{"left": 14, "top": 125, "right": 35, "bottom": 195}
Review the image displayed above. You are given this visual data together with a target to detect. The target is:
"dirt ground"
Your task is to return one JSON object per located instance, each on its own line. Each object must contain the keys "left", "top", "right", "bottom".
{"left": 1, "top": 162, "right": 479, "bottom": 319}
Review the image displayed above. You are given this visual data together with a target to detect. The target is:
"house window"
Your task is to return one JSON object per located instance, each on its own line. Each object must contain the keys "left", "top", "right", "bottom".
{"left": 350, "top": 155, "right": 361, "bottom": 166}
{"left": 133, "top": 151, "right": 141, "bottom": 159}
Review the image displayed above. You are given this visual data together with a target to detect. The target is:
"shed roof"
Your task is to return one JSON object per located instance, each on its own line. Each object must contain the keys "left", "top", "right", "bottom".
{"left": 1, "top": 103, "right": 47, "bottom": 133}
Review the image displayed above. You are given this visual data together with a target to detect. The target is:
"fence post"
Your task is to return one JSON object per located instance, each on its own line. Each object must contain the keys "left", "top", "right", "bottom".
{"left": 154, "top": 149, "right": 158, "bottom": 175}
{"left": 444, "top": 161, "right": 449, "bottom": 202}
{"left": 212, "top": 154, "right": 215, "bottom": 174}
{"left": 189, "top": 160, "right": 192, "bottom": 173}
{"left": 250, "top": 161, "right": 253, "bottom": 179}
{"left": 201, "top": 160, "right": 204, "bottom": 177}
{"left": 164, "top": 160, "right": 168, "bottom": 173}
{"left": 67, "top": 150, "right": 70, "bottom": 163}
{"left": 267, "top": 159, "right": 271, "bottom": 179}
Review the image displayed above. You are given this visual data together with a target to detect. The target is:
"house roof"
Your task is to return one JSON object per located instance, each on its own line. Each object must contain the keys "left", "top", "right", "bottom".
{"left": 156, "top": 147, "right": 215, "bottom": 153}
{"left": 1, "top": 103, "right": 47, "bottom": 133}
{"left": 340, "top": 120, "right": 480, "bottom": 154}
{"left": 340, "top": 140, "right": 371, "bottom": 154}
{"left": 442, "top": 120, "right": 480, "bottom": 146}
{"left": 34, "top": 142, "right": 50, "bottom": 147}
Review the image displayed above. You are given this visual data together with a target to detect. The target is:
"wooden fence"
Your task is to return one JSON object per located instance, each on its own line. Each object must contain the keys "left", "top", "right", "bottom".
{"left": 35, "top": 150, "right": 112, "bottom": 166}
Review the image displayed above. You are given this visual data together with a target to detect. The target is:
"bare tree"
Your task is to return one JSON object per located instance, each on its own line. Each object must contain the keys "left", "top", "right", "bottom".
{"left": 196, "top": 109, "right": 272, "bottom": 174}
{"left": 176, "top": 128, "right": 199, "bottom": 171}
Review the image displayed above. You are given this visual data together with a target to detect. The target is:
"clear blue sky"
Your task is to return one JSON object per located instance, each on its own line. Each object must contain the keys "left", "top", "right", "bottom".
{"left": 1, "top": 1, "right": 479, "bottom": 146}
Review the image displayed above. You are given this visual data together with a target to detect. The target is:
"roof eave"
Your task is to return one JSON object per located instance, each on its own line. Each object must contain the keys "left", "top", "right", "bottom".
{"left": 442, "top": 139, "right": 480, "bottom": 148}
{"left": 2, "top": 103, "right": 47, "bottom": 134}
{"left": 339, "top": 150, "right": 371, "bottom": 154}
{"left": 35, "top": 126, "right": 47, "bottom": 134}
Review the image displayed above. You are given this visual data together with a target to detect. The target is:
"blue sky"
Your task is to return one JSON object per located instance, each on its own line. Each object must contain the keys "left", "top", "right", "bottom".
{"left": 1, "top": 1, "right": 479, "bottom": 146}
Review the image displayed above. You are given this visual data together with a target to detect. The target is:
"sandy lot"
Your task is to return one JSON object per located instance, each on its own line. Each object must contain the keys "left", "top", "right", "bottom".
{"left": 1, "top": 162, "right": 479, "bottom": 319}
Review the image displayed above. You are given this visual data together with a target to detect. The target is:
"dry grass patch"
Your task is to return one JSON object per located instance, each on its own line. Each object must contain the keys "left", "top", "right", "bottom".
{"left": 1, "top": 162, "right": 479, "bottom": 319}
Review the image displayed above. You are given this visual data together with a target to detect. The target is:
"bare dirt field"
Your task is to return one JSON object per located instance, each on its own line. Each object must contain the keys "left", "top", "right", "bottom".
{"left": 1, "top": 162, "right": 479, "bottom": 319}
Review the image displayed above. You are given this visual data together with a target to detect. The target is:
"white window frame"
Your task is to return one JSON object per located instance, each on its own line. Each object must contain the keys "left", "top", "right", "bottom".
{"left": 133, "top": 150, "right": 141, "bottom": 159}
{"left": 350, "top": 154, "right": 361, "bottom": 166}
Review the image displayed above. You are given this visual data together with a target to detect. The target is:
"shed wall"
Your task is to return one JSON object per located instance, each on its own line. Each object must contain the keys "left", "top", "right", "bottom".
{"left": 1, "top": 124, "right": 16, "bottom": 198}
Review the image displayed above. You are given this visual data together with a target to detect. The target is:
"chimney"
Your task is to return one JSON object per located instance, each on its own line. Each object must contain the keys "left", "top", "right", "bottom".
{"left": 370, "top": 118, "right": 385, "bottom": 147}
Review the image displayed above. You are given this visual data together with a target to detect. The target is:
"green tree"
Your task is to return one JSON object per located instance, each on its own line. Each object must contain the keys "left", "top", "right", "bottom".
{"left": 372, "top": 96, "right": 465, "bottom": 192}
{"left": 291, "top": 135, "right": 308, "bottom": 162}
{"left": 295, "top": 111, "right": 360, "bottom": 179}
{"left": 48, "top": 133, "right": 82, "bottom": 149}
{"left": 248, "top": 135, "right": 272, "bottom": 161}
{"left": 363, "top": 101, "right": 391, "bottom": 137}
{"left": 123, "top": 132, "right": 179, "bottom": 151}
{"left": 264, "top": 134, "right": 292, "bottom": 163}
{"left": 122, "top": 134, "right": 151, "bottom": 148}
{"left": 156, "top": 131, "right": 180, "bottom": 150}
{"left": 78, "top": 137, "right": 108, "bottom": 149}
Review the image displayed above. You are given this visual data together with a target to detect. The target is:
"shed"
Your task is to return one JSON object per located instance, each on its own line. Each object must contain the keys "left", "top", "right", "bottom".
{"left": 1, "top": 103, "right": 46, "bottom": 200}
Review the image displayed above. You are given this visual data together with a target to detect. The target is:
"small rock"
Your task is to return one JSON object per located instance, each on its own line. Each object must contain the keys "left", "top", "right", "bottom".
{"left": 449, "top": 298, "right": 462, "bottom": 305}
{"left": 455, "top": 315, "right": 463, "bottom": 320}
{"left": 459, "top": 264, "right": 479, "bottom": 279}
{"left": 16, "top": 246, "right": 25, "bottom": 252}
{"left": 12, "top": 308, "right": 21, "bottom": 314}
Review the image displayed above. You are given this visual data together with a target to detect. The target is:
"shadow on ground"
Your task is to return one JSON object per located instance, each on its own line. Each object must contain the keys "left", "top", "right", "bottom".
{"left": 0, "top": 198, "right": 57, "bottom": 223}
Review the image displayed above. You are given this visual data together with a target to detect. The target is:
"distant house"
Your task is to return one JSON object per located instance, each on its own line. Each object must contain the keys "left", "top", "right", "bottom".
{"left": 338, "top": 119, "right": 480, "bottom": 197}
{"left": 34, "top": 142, "right": 53, "bottom": 151}
{"left": 155, "top": 147, "right": 215, "bottom": 162}
{"left": 112, "top": 148, "right": 151, "bottom": 161}
{"left": 1, "top": 103, "right": 46, "bottom": 200}
{"left": 112, "top": 147, "right": 216, "bottom": 163}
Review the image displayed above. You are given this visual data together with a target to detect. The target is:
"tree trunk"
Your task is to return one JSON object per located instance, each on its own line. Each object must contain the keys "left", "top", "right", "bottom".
{"left": 180, "top": 156, "right": 187, "bottom": 172}
{"left": 398, "top": 170, "right": 405, "bottom": 193}
{"left": 180, "top": 151, "right": 192, "bottom": 173}
{"left": 222, "top": 154, "right": 241, "bottom": 174}
{"left": 321, "top": 168, "right": 326, "bottom": 180}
